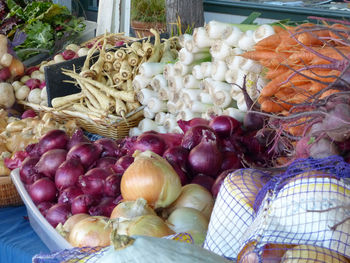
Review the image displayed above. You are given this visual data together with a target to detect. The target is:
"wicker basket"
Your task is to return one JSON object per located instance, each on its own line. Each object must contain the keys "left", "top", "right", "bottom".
{"left": 0, "top": 176, "right": 23, "bottom": 207}
{"left": 18, "top": 101, "right": 144, "bottom": 140}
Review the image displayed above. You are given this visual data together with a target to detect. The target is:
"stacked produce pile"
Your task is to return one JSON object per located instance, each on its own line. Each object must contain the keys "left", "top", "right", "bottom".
{"left": 130, "top": 21, "right": 273, "bottom": 135}
{"left": 50, "top": 30, "right": 179, "bottom": 123}
{"left": 0, "top": 0, "right": 86, "bottom": 61}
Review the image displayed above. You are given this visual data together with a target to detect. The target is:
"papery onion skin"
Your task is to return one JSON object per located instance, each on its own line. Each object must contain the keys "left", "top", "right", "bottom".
{"left": 95, "top": 157, "right": 117, "bottom": 173}
{"left": 71, "top": 194, "right": 95, "bottom": 215}
{"left": 78, "top": 168, "right": 109, "bottom": 197}
{"left": 94, "top": 138, "right": 120, "bottom": 158}
{"left": 104, "top": 174, "right": 122, "bottom": 197}
{"left": 178, "top": 118, "right": 210, "bottom": 133}
{"left": 58, "top": 186, "right": 83, "bottom": 205}
{"left": 37, "top": 201, "right": 55, "bottom": 217}
{"left": 35, "top": 149, "right": 67, "bottom": 179}
{"left": 209, "top": 115, "right": 242, "bottom": 138}
{"left": 67, "top": 129, "right": 89, "bottom": 150}
{"left": 134, "top": 133, "right": 167, "bottom": 156}
{"left": 45, "top": 203, "right": 71, "bottom": 227}
{"left": 166, "top": 184, "right": 214, "bottom": 220}
{"left": 62, "top": 213, "right": 90, "bottom": 233}
{"left": 69, "top": 216, "right": 112, "bottom": 247}
{"left": 125, "top": 214, "right": 174, "bottom": 238}
{"left": 67, "top": 142, "right": 103, "bottom": 169}
{"left": 188, "top": 132, "right": 222, "bottom": 177}
{"left": 121, "top": 150, "right": 181, "bottom": 208}
{"left": 55, "top": 157, "right": 85, "bottom": 191}
{"left": 191, "top": 174, "right": 215, "bottom": 192}
{"left": 112, "top": 155, "right": 134, "bottom": 174}
{"left": 211, "top": 169, "right": 235, "bottom": 197}
{"left": 181, "top": 125, "right": 217, "bottom": 151}
{"left": 88, "top": 197, "right": 116, "bottom": 217}
{"left": 110, "top": 198, "right": 156, "bottom": 219}
{"left": 163, "top": 146, "right": 189, "bottom": 169}
{"left": 29, "top": 177, "right": 57, "bottom": 204}
{"left": 20, "top": 156, "right": 40, "bottom": 184}
{"left": 37, "top": 129, "right": 69, "bottom": 155}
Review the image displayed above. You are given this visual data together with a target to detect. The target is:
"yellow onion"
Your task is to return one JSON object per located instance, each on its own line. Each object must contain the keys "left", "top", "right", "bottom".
{"left": 167, "top": 207, "right": 209, "bottom": 245}
{"left": 116, "top": 214, "right": 174, "bottom": 238}
{"left": 68, "top": 216, "right": 112, "bottom": 247}
{"left": 165, "top": 184, "right": 214, "bottom": 220}
{"left": 121, "top": 150, "right": 181, "bottom": 208}
{"left": 110, "top": 198, "right": 156, "bottom": 219}
{"left": 56, "top": 213, "right": 90, "bottom": 239}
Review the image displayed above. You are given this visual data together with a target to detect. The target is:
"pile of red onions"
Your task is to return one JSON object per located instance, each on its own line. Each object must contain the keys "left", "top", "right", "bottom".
{"left": 11, "top": 114, "right": 270, "bottom": 228}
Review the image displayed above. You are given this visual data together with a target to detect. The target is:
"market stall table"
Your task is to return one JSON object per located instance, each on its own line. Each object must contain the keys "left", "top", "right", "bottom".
{"left": 0, "top": 206, "right": 49, "bottom": 263}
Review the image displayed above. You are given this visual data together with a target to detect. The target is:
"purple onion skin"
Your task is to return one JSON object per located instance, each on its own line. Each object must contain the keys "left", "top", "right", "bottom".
{"left": 67, "top": 129, "right": 90, "bottom": 150}
{"left": 71, "top": 194, "right": 96, "bottom": 215}
{"left": 57, "top": 186, "right": 84, "bottom": 205}
{"left": 37, "top": 202, "right": 55, "bottom": 217}
{"left": 67, "top": 142, "right": 103, "bottom": 169}
{"left": 112, "top": 155, "right": 134, "bottom": 174}
{"left": 20, "top": 156, "right": 40, "bottom": 184}
{"left": 181, "top": 125, "right": 217, "bottom": 151}
{"left": 95, "top": 157, "right": 117, "bottom": 173}
{"left": 35, "top": 149, "right": 67, "bottom": 179}
{"left": 134, "top": 133, "right": 167, "bottom": 156}
{"left": 163, "top": 146, "right": 189, "bottom": 169}
{"left": 55, "top": 157, "right": 84, "bottom": 191}
{"left": 88, "top": 197, "right": 116, "bottom": 217}
{"left": 29, "top": 177, "right": 57, "bottom": 204}
{"left": 209, "top": 115, "right": 242, "bottom": 138}
{"left": 78, "top": 168, "right": 109, "bottom": 197}
{"left": 37, "top": 130, "right": 69, "bottom": 155}
{"left": 104, "top": 174, "right": 122, "bottom": 197}
{"left": 191, "top": 174, "right": 215, "bottom": 192}
{"left": 188, "top": 134, "right": 222, "bottom": 177}
{"left": 45, "top": 203, "right": 71, "bottom": 228}
{"left": 211, "top": 169, "right": 235, "bottom": 197}
{"left": 94, "top": 138, "right": 120, "bottom": 158}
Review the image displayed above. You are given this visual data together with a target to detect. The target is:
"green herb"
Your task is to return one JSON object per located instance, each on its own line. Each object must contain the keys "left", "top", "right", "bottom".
{"left": 308, "top": 137, "right": 316, "bottom": 145}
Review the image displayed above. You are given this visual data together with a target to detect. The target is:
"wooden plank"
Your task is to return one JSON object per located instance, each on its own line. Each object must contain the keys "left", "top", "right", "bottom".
{"left": 120, "top": 0, "right": 131, "bottom": 36}
{"left": 96, "top": 0, "right": 115, "bottom": 36}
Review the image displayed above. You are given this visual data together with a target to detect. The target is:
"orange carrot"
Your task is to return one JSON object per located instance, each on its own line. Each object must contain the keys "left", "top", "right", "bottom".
{"left": 260, "top": 99, "right": 290, "bottom": 113}
{"left": 254, "top": 33, "right": 281, "bottom": 51}
{"left": 266, "top": 66, "right": 289, "bottom": 80}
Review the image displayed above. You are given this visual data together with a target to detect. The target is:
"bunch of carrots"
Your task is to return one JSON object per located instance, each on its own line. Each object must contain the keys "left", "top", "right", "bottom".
{"left": 241, "top": 21, "right": 350, "bottom": 136}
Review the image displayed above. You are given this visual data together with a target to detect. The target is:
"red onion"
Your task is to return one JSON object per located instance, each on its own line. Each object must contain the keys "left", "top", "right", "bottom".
{"left": 71, "top": 194, "right": 95, "bottom": 215}
{"left": 37, "top": 130, "right": 69, "bottom": 155}
{"left": 191, "top": 174, "right": 215, "bottom": 192}
{"left": 243, "top": 111, "right": 265, "bottom": 131}
{"left": 88, "top": 197, "right": 116, "bottom": 217}
{"left": 156, "top": 132, "right": 183, "bottom": 149}
{"left": 0, "top": 67, "right": 11, "bottom": 81}
{"left": 67, "top": 142, "right": 102, "bottom": 169}
{"left": 45, "top": 203, "right": 71, "bottom": 227}
{"left": 20, "top": 156, "right": 40, "bottom": 184}
{"left": 212, "top": 169, "right": 234, "bottom": 197}
{"left": 112, "top": 155, "right": 134, "bottom": 174}
{"left": 181, "top": 125, "right": 217, "bottom": 150}
{"left": 170, "top": 161, "right": 189, "bottom": 186}
{"left": 220, "top": 151, "right": 241, "bottom": 172}
{"left": 29, "top": 178, "right": 57, "bottom": 204}
{"left": 115, "top": 40, "right": 124, "bottom": 47}
{"left": 209, "top": 115, "right": 242, "bottom": 138}
{"left": 25, "top": 66, "right": 39, "bottom": 75}
{"left": 67, "top": 129, "right": 89, "bottom": 150}
{"left": 114, "top": 195, "right": 123, "bottom": 205}
{"left": 188, "top": 131, "right": 222, "bottom": 177}
{"left": 21, "top": 109, "right": 37, "bottom": 119}
{"left": 58, "top": 186, "right": 83, "bottom": 205}
{"left": 35, "top": 149, "right": 67, "bottom": 179}
{"left": 39, "top": 81, "right": 46, "bottom": 89}
{"left": 55, "top": 157, "right": 84, "bottom": 190}
{"left": 37, "top": 201, "right": 54, "bottom": 217}
{"left": 104, "top": 174, "right": 122, "bottom": 197}
{"left": 178, "top": 118, "right": 209, "bottom": 133}
{"left": 163, "top": 146, "right": 189, "bottom": 168}
{"left": 25, "top": 78, "right": 41, "bottom": 90}
{"left": 134, "top": 133, "right": 166, "bottom": 155}
{"left": 95, "top": 157, "right": 117, "bottom": 172}
{"left": 5, "top": 151, "right": 29, "bottom": 170}
{"left": 61, "top": 49, "right": 76, "bottom": 60}
{"left": 78, "top": 168, "right": 109, "bottom": 196}
{"left": 94, "top": 138, "right": 120, "bottom": 158}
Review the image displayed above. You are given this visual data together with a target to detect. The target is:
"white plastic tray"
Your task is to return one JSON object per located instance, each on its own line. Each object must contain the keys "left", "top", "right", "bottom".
{"left": 10, "top": 168, "right": 72, "bottom": 252}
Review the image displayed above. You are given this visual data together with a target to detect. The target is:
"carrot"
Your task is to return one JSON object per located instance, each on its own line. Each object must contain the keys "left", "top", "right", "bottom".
{"left": 260, "top": 70, "right": 295, "bottom": 97}
{"left": 295, "top": 24, "right": 330, "bottom": 46}
{"left": 329, "top": 23, "right": 350, "bottom": 42}
{"left": 319, "top": 89, "right": 339, "bottom": 99}
{"left": 260, "top": 98, "right": 289, "bottom": 113}
{"left": 266, "top": 66, "right": 289, "bottom": 80}
{"left": 253, "top": 33, "right": 281, "bottom": 51}
{"left": 9, "top": 58, "right": 24, "bottom": 77}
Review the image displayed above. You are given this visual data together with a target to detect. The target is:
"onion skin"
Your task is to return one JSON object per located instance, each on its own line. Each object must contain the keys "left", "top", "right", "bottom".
{"left": 45, "top": 203, "right": 71, "bottom": 227}
{"left": 121, "top": 150, "right": 182, "bottom": 208}
{"left": 37, "top": 130, "right": 69, "bottom": 155}
{"left": 37, "top": 201, "right": 55, "bottom": 217}
{"left": 112, "top": 155, "right": 134, "bottom": 174}
{"left": 29, "top": 177, "right": 57, "bottom": 204}
{"left": 94, "top": 138, "right": 120, "bottom": 158}
{"left": 110, "top": 198, "right": 156, "bottom": 220}
{"left": 62, "top": 213, "right": 90, "bottom": 233}
{"left": 20, "top": 156, "right": 40, "bottom": 184}
{"left": 57, "top": 186, "right": 83, "bottom": 205}
{"left": 209, "top": 115, "right": 242, "bottom": 138}
{"left": 178, "top": 118, "right": 210, "bottom": 133}
{"left": 69, "top": 216, "right": 112, "bottom": 247}
{"left": 104, "top": 174, "right": 122, "bottom": 197}
{"left": 67, "top": 142, "right": 103, "bottom": 169}
{"left": 191, "top": 174, "right": 215, "bottom": 192}
{"left": 67, "top": 129, "right": 89, "bottom": 150}
{"left": 181, "top": 125, "right": 217, "bottom": 151}
{"left": 188, "top": 133, "right": 222, "bottom": 177}
{"left": 78, "top": 168, "right": 109, "bottom": 197}
{"left": 71, "top": 194, "right": 95, "bottom": 215}
{"left": 134, "top": 133, "right": 167, "bottom": 156}
{"left": 211, "top": 169, "right": 235, "bottom": 197}
{"left": 88, "top": 197, "right": 116, "bottom": 217}
{"left": 55, "top": 157, "right": 85, "bottom": 191}
{"left": 35, "top": 149, "right": 67, "bottom": 179}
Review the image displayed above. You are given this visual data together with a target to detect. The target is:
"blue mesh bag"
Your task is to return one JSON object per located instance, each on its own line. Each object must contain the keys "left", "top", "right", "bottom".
{"left": 204, "top": 156, "right": 350, "bottom": 262}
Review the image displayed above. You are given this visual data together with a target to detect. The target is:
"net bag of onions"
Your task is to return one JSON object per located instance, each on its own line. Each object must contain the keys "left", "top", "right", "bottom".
{"left": 204, "top": 156, "right": 350, "bottom": 262}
